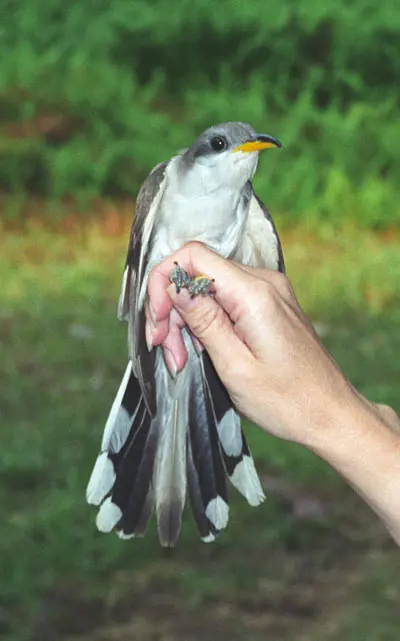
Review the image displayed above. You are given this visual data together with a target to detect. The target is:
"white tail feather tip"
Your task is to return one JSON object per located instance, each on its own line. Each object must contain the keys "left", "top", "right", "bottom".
{"left": 205, "top": 496, "right": 229, "bottom": 530}
{"left": 230, "top": 455, "right": 265, "bottom": 507}
{"left": 116, "top": 530, "right": 135, "bottom": 540}
{"left": 96, "top": 497, "right": 122, "bottom": 533}
{"left": 86, "top": 452, "right": 116, "bottom": 506}
{"left": 201, "top": 533, "right": 216, "bottom": 543}
{"left": 217, "top": 408, "right": 242, "bottom": 457}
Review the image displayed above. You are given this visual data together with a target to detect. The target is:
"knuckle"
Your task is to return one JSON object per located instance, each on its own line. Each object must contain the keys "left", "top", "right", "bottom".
{"left": 263, "top": 272, "right": 290, "bottom": 299}
{"left": 248, "top": 278, "right": 284, "bottom": 318}
{"left": 185, "top": 240, "right": 206, "bottom": 254}
{"left": 252, "top": 278, "right": 278, "bottom": 305}
{"left": 269, "top": 271, "right": 291, "bottom": 295}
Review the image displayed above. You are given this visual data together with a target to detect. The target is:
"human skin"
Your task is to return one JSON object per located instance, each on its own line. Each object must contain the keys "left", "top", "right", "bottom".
{"left": 145, "top": 242, "right": 400, "bottom": 545}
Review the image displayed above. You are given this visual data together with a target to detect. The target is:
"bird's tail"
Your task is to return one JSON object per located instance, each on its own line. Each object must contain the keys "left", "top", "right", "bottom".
{"left": 86, "top": 349, "right": 189, "bottom": 546}
{"left": 86, "top": 360, "right": 158, "bottom": 539}
{"left": 86, "top": 337, "right": 264, "bottom": 546}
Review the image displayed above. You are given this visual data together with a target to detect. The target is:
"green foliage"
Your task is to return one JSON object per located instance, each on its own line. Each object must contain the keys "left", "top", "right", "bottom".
{"left": 0, "top": 0, "right": 399, "bottom": 226}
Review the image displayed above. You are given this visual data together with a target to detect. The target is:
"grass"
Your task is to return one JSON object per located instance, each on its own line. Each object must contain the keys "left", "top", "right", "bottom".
{"left": 1, "top": 213, "right": 399, "bottom": 641}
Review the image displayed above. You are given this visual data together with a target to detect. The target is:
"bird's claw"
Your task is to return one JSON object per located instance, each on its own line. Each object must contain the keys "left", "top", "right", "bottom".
{"left": 187, "top": 275, "right": 215, "bottom": 298}
{"left": 169, "top": 262, "right": 192, "bottom": 294}
{"left": 169, "top": 262, "right": 214, "bottom": 298}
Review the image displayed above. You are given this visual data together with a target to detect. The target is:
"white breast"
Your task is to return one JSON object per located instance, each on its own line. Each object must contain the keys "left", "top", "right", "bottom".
{"left": 150, "top": 158, "right": 248, "bottom": 261}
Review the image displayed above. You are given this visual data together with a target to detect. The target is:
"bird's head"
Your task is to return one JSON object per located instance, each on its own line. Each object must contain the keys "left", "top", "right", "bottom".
{"left": 182, "top": 122, "right": 282, "bottom": 191}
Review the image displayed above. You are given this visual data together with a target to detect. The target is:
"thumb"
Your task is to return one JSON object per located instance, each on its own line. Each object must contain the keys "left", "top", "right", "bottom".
{"left": 167, "top": 285, "right": 249, "bottom": 370}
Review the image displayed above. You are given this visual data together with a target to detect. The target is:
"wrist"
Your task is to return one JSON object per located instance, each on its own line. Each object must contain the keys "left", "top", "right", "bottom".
{"left": 306, "top": 389, "right": 400, "bottom": 544}
{"left": 281, "top": 376, "right": 361, "bottom": 453}
{"left": 308, "top": 389, "right": 398, "bottom": 468}
{"left": 302, "top": 383, "right": 367, "bottom": 455}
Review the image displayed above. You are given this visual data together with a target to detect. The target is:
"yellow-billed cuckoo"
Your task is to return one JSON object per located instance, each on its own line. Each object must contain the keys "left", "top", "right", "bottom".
{"left": 86, "top": 122, "right": 284, "bottom": 546}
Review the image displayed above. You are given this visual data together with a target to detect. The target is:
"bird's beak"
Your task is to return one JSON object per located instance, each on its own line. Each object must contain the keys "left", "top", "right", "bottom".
{"left": 234, "top": 134, "right": 282, "bottom": 153}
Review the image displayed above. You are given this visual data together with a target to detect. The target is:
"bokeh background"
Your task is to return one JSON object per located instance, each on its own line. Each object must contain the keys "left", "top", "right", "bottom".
{"left": 1, "top": 1, "right": 399, "bottom": 640}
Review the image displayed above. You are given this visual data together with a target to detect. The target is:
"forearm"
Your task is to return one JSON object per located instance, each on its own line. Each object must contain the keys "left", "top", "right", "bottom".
{"left": 308, "top": 393, "right": 400, "bottom": 545}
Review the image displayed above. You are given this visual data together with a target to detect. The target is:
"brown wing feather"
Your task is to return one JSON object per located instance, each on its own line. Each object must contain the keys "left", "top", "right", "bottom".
{"left": 119, "top": 160, "right": 170, "bottom": 416}
{"left": 252, "top": 191, "right": 285, "bottom": 274}
{"left": 238, "top": 183, "right": 285, "bottom": 274}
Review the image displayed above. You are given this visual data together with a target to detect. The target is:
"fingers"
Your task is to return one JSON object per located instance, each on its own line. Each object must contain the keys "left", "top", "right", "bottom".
{"left": 144, "top": 300, "right": 169, "bottom": 348}
{"left": 145, "top": 241, "right": 296, "bottom": 377}
{"left": 167, "top": 285, "right": 251, "bottom": 376}
{"left": 145, "top": 303, "right": 189, "bottom": 375}
{"left": 160, "top": 308, "right": 188, "bottom": 374}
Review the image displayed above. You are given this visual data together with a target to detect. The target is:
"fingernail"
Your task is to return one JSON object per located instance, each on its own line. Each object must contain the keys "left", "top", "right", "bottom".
{"left": 167, "top": 285, "right": 192, "bottom": 310}
{"left": 145, "top": 321, "right": 153, "bottom": 352}
{"left": 148, "top": 299, "right": 158, "bottom": 327}
{"left": 163, "top": 347, "right": 177, "bottom": 379}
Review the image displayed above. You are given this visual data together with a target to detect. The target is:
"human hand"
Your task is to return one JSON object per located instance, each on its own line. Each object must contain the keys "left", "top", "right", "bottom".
{"left": 146, "top": 242, "right": 357, "bottom": 446}
{"left": 146, "top": 242, "right": 400, "bottom": 545}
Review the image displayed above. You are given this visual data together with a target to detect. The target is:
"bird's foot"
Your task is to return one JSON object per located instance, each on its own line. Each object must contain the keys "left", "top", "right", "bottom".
{"left": 187, "top": 275, "right": 215, "bottom": 298}
{"left": 169, "top": 262, "right": 191, "bottom": 294}
{"left": 169, "top": 262, "right": 214, "bottom": 298}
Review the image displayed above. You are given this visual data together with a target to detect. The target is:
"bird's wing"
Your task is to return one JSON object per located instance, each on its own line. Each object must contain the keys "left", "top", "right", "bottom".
{"left": 118, "top": 159, "right": 171, "bottom": 416}
{"left": 239, "top": 185, "right": 285, "bottom": 274}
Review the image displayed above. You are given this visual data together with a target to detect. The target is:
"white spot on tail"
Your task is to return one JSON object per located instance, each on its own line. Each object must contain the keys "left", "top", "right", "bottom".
{"left": 96, "top": 497, "right": 122, "bottom": 533}
{"left": 205, "top": 496, "right": 229, "bottom": 530}
{"left": 116, "top": 530, "right": 135, "bottom": 540}
{"left": 217, "top": 409, "right": 242, "bottom": 456}
{"left": 230, "top": 455, "right": 265, "bottom": 506}
{"left": 86, "top": 452, "right": 116, "bottom": 506}
{"left": 201, "top": 533, "right": 216, "bottom": 543}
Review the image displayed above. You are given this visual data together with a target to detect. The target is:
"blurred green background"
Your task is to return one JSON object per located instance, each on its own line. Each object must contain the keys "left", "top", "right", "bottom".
{"left": 1, "top": 1, "right": 399, "bottom": 640}
{"left": 1, "top": 0, "right": 400, "bottom": 227}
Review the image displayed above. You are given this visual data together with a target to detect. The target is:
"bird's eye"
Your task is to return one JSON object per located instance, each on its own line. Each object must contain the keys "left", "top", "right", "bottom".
{"left": 210, "top": 136, "right": 227, "bottom": 152}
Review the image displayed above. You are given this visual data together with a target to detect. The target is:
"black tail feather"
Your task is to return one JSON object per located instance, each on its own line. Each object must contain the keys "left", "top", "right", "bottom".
{"left": 187, "top": 359, "right": 229, "bottom": 538}
{"left": 201, "top": 352, "right": 265, "bottom": 507}
{"left": 133, "top": 486, "right": 155, "bottom": 537}
{"left": 87, "top": 363, "right": 159, "bottom": 537}
{"left": 116, "top": 414, "right": 158, "bottom": 536}
{"left": 186, "top": 433, "right": 217, "bottom": 542}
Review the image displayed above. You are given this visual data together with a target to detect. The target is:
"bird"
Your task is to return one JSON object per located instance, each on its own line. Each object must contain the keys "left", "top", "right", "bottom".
{"left": 86, "top": 122, "right": 285, "bottom": 546}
